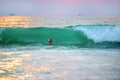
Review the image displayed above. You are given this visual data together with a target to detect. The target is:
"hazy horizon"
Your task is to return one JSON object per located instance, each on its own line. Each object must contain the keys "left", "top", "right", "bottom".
{"left": 0, "top": 0, "right": 120, "bottom": 16}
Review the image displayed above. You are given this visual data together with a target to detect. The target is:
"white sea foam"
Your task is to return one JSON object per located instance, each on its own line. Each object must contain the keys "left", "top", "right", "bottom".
{"left": 73, "top": 25, "right": 120, "bottom": 42}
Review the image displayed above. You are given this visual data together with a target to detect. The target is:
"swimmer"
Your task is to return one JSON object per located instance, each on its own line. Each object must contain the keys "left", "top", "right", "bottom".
{"left": 48, "top": 38, "right": 53, "bottom": 45}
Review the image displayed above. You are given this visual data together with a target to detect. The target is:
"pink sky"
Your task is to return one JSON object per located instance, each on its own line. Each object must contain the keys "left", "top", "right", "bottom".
{"left": 0, "top": 0, "right": 120, "bottom": 16}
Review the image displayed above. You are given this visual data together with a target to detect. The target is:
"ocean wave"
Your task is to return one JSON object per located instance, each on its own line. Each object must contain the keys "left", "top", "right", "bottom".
{"left": 73, "top": 25, "right": 120, "bottom": 42}
{"left": 0, "top": 25, "right": 120, "bottom": 48}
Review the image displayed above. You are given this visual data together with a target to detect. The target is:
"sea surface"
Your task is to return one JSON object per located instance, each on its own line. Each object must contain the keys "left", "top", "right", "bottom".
{"left": 0, "top": 25, "right": 120, "bottom": 80}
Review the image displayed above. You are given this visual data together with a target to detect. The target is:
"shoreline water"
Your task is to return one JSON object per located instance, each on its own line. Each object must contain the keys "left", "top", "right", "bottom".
{"left": 0, "top": 47, "right": 120, "bottom": 80}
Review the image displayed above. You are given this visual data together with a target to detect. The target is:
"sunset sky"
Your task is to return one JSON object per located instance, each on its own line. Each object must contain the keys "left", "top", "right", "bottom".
{"left": 0, "top": 0, "right": 120, "bottom": 16}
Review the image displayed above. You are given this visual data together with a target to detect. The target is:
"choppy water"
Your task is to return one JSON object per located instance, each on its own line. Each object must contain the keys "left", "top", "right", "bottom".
{"left": 0, "top": 47, "right": 120, "bottom": 80}
{"left": 0, "top": 25, "right": 120, "bottom": 80}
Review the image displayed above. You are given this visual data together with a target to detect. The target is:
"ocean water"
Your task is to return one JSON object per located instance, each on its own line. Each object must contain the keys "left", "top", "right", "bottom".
{"left": 0, "top": 25, "right": 120, "bottom": 48}
{"left": 0, "top": 25, "right": 120, "bottom": 80}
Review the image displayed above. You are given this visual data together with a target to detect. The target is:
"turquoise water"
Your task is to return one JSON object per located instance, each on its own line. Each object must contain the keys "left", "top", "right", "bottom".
{"left": 0, "top": 25, "right": 120, "bottom": 48}
{"left": 0, "top": 25, "right": 120, "bottom": 80}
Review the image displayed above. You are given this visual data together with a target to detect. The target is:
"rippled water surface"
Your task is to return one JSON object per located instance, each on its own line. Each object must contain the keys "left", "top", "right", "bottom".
{"left": 0, "top": 47, "right": 120, "bottom": 80}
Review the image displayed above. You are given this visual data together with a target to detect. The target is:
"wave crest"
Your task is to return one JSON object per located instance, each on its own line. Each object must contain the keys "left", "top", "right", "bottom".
{"left": 0, "top": 25, "right": 120, "bottom": 48}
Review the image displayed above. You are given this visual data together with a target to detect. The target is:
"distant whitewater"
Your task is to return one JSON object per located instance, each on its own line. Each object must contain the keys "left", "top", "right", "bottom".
{"left": 0, "top": 25, "right": 120, "bottom": 48}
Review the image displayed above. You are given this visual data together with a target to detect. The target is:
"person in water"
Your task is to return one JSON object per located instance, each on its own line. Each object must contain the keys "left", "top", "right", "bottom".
{"left": 48, "top": 38, "right": 53, "bottom": 45}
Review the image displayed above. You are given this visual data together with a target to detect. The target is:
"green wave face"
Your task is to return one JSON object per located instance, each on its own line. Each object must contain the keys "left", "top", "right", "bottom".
{"left": 0, "top": 26, "right": 120, "bottom": 48}
{"left": 0, "top": 27, "right": 92, "bottom": 46}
